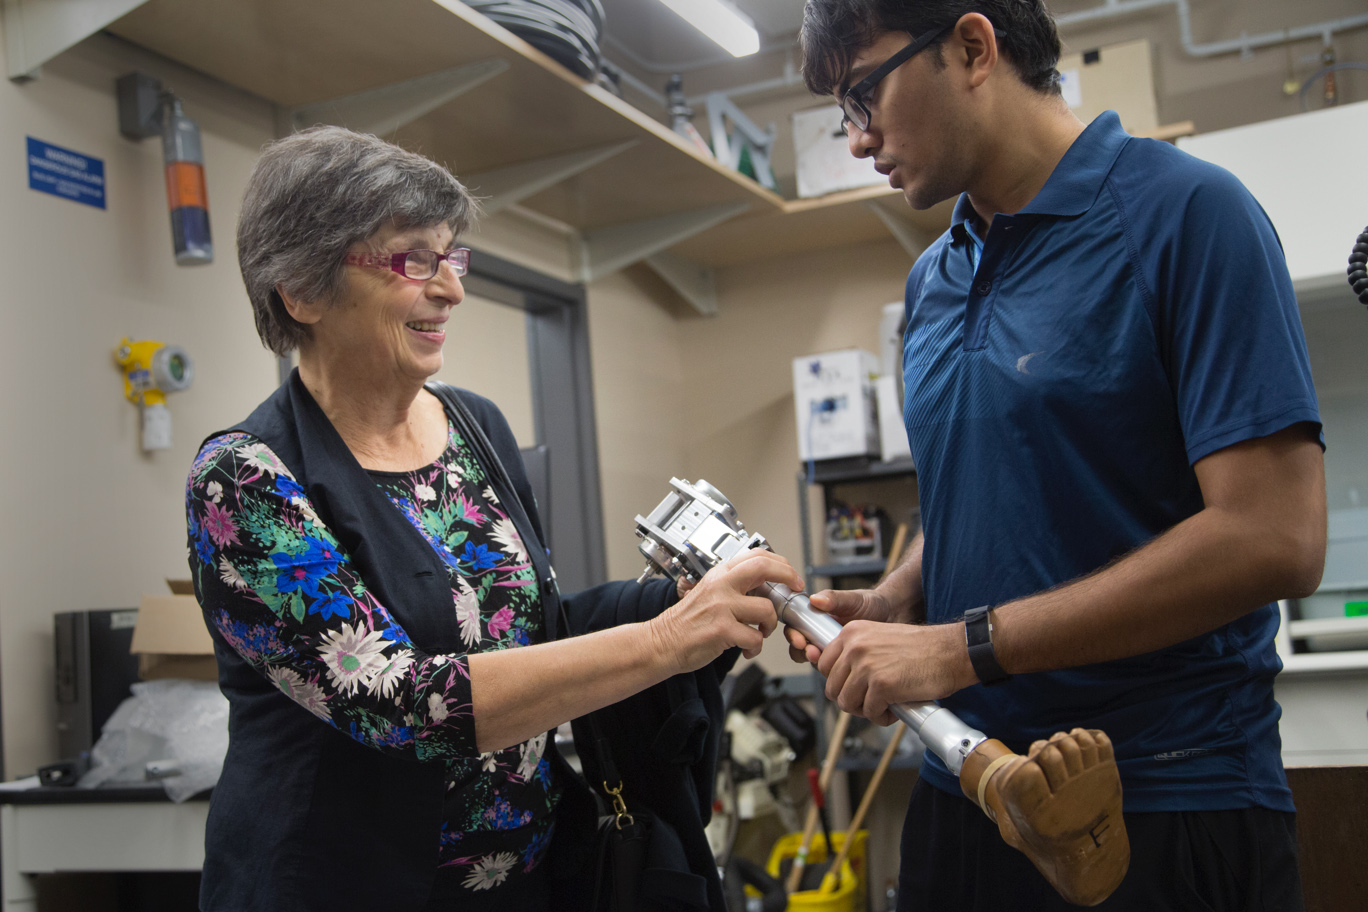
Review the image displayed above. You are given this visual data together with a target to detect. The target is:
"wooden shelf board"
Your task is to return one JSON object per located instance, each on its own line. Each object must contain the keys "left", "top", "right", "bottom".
{"left": 106, "top": 0, "right": 784, "bottom": 231}
{"left": 671, "top": 192, "right": 955, "bottom": 268}
{"left": 781, "top": 183, "right": 904, "bottom": 215}
{"left": 1136, "top": 121, "right": 1196, "bottom": 143}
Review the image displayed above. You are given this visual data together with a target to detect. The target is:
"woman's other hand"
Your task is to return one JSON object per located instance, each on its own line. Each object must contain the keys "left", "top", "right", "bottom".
{"left": 650, "top": 550, "right": 804, "bottom": 673}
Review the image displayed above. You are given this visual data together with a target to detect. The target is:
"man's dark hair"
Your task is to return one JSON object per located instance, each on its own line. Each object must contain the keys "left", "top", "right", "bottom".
{"left": 801, "top": 0, "right": 1062, "bottom": 97}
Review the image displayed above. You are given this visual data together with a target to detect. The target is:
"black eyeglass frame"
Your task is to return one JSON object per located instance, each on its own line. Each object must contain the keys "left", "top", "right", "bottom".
{"left": 839, "top": 24, "right": 1006, "bottom": 134}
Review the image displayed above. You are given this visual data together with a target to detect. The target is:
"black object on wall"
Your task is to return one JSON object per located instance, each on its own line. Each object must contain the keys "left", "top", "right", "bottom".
{"left": 54, "top": 609, "right": 142, "bottom": 761}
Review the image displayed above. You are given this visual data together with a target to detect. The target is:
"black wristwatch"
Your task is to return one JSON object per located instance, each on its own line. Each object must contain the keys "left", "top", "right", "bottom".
{"left": 964, "top": 605, "right": 1011, "bottom": 686}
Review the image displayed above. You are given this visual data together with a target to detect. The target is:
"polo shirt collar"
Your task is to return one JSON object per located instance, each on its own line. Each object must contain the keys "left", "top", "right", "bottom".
{"left": 951, "top": 110, "right": 1131, "bottom": 239}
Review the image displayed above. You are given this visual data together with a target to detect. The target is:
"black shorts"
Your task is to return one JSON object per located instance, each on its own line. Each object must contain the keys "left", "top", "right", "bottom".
{"left": 898, "top": 779, "right": 1304, "bottom": 911}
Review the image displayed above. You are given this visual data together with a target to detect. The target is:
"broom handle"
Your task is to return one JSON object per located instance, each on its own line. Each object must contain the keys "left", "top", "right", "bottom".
{"left": 824, "top": 722, "right": 907, "bottom": 891}
{"left": 786, "top": 710, "right": 852, "bottom": 893}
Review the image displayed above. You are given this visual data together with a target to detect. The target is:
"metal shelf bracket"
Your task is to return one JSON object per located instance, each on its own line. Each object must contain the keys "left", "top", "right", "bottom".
{"left": 867, "top": 201, "right": 930, "bottom": 258}
{"left": 282, "top": 58, "right": 509, "bottom": 136}
{"left": 577, "top": 201, "right": 748, "bottom": 283}
{"left": 4, "top": 0, "right": 149, "bottom": 81}
{"left": 468, "top": 140, "right": 638, "bottom": 215}
{"left": 643, "top": 250, "right": 718, "bottom": 316}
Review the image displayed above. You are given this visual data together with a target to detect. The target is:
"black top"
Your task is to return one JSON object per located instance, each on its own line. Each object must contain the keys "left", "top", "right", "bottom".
{"left": 191, "top": 372, "right": 732, "bottom": 911}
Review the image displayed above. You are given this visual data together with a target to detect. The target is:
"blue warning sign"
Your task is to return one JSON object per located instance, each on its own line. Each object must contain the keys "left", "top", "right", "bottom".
{"left": 27, "top": 136, "right": 106, "bottom": 209}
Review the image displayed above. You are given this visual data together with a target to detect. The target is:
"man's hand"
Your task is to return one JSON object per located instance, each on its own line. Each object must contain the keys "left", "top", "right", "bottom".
{"left": 813, "top": 620, "right": 976, "bottom": 724}
{"left": 784, "top": 587, "right": 910, "bottom": 663}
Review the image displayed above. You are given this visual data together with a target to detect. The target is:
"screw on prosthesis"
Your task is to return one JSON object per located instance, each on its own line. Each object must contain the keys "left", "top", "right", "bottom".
{"left": 960, "top": 729, "right": 1130, "bottom": 907}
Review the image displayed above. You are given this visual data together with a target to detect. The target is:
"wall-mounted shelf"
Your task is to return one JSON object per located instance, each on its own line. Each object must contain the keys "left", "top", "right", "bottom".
{"left": 89, "top": 0, "right": 1212, "bottom": 280}
{"left": 103, "top": 0, "right": 785, "bottom": 234}
{"left": 669, "top": 121, "right": 1196, "bottom": 268}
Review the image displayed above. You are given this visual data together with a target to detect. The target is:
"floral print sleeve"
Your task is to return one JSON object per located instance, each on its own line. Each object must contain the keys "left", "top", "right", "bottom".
{"left": 186, "top": 432, "right": 476, "bottom": 762}
{"left": 189, "top": 425, "right": 562, "bottom": 888}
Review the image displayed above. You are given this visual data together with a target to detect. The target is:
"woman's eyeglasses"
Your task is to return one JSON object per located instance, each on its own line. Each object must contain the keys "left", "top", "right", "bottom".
{"left": 345, "top": 248, "right": 471, "bottom": 281}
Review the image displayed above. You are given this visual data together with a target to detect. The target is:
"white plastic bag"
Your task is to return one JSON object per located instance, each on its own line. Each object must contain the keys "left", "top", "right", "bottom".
{"left": 79, "top": 679, "right": 228, "bottom": 802}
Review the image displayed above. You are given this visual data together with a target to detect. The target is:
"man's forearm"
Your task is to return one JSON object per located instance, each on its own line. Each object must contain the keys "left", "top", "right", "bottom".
{"left": 875, "top": 531, "right": 926, "bottom": 623}
{"left": 991, "top": 501, "right": 1322, "bottom": 675}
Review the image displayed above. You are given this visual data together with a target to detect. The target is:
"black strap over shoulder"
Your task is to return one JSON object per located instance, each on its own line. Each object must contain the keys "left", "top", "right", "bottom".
{"left": 427, "top": 386, "right": 629, "bottom": 814}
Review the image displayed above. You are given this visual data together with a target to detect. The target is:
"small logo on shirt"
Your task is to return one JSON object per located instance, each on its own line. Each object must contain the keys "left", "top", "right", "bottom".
{"left": 1153, "top": 748, "right": 1215, "bottom": 761}
{"left": 1016, "top": 352, "right": 1044, "bottom": 374}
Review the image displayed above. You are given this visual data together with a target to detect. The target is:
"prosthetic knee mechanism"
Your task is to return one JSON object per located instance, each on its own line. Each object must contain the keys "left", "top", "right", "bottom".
{"left": 635, "top": 478, "right": 1130, "bottom": 906}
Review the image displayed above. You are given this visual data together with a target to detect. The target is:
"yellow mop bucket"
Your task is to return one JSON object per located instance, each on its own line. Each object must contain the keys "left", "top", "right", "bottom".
{"left": 766, "top": 830, "right": 868, "bottom": 912}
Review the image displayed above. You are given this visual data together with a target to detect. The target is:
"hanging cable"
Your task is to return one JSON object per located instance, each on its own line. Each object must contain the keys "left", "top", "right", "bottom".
{"left": 1298, "top": 62, "right": 1368, "bottom": 111}
{"left": 1349, "top": 226, "right": 1368, "bottom": 309}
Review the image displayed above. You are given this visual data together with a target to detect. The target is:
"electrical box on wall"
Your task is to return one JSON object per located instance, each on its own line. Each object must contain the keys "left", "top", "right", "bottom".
{"left": 1057, "top": 39, "right": 1159, "bottom": 136}
{"left": 793, "top": 349, "right": 881, "bottom": 461}
{"left": 114, "top": 338, "right": 194, "bottom": 451}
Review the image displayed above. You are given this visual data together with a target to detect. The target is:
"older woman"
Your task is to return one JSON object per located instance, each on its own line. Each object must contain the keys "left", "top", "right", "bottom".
{"left": 186, "top": 126, "right": 800, "bottom": 912}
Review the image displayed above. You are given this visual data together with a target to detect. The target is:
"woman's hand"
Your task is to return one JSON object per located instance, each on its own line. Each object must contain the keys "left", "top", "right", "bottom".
{"left": 785, "top": 587, "right": 911, "bottom": 665}
{"left": 649, "top": 550, "right": 805, "bottom": 674}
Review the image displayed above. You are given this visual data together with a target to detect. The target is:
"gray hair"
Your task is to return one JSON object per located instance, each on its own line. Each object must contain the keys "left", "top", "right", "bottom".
{"left": 237, "top": 126, "right": 478, "bottom": 355}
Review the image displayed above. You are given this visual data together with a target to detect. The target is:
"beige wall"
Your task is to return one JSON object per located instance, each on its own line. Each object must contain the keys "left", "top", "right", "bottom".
{"left": 0, "top": 36, "right": 279, "bottom": 778}
{"left": 580, "top": 237, "right": 918, "bottom": 674}
{"left": 675, "top": 239, "right": 917, "bottom": 674}
{"left": 431, "top": 292, "right": 536, "bottom": 447}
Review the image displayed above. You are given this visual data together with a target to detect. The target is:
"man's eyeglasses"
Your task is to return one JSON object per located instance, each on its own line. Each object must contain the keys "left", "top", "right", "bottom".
{"left": 839, "top": 24, "right": 1004, "bottom": 135}
{"left": 345, "top": 248, "right": 471, "bottom": 281}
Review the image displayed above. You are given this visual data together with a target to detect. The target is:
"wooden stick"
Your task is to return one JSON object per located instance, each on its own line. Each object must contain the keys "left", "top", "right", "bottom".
{"left": 786, "top": 710, "right": 852, "bottom": 893}
{"left": 880, "top": 522, "right": 909, "bottom": 582}
{"left": 822, "top": 722, "right": 907, "bottom": 893}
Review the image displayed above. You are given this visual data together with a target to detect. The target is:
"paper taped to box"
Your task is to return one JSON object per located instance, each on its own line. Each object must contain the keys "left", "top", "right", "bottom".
{"left": 794, "top": 105, "right": 886, "bottom": 198}
{"left": 131, "top": 594, "right": 217, "bottom": 681}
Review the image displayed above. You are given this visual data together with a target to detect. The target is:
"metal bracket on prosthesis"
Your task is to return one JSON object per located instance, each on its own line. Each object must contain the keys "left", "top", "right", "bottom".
{"left": 634, "top": 478, "right": 1130, "bottom": 906}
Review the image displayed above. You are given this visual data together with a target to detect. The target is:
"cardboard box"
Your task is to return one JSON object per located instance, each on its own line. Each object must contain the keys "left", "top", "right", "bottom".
{"left": 793, "top": 104, "right": 885, "bottom": 198}
{"left": 1057, "top": 39, "right": 1159, "bottom": 135}
{"left": 130, "top": 591, "right": 217, "bottom": 682}
{"left": 875, "top": 375, "right": 912, "bottom": 463}
{"left": 793, "top": 349, "right": 881, "bottom": 461}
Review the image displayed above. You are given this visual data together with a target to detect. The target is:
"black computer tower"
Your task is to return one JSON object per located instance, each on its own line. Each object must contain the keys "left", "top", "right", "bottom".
{"left": 54, "top": 609, "right": 142, "bottom": 759}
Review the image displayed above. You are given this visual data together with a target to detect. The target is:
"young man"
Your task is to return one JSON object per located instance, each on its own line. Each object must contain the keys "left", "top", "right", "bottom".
{"left": 788, "top": 2, "right": 1326, "bottom": 909}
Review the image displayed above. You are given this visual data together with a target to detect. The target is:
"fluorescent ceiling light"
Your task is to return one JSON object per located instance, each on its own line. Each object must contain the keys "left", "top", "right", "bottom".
{"left": 658, "top": 0, "right": 761, "bottom": 57}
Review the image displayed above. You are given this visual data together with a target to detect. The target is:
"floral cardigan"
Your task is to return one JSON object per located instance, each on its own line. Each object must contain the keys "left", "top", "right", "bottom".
{"left": 186, "top": 420, "right": 557, "bottom": 894}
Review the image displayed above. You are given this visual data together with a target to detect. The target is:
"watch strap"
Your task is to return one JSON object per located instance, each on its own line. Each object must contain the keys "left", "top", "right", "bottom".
{"left": 964, "top": 605, "right": 1011, "bottom": 686}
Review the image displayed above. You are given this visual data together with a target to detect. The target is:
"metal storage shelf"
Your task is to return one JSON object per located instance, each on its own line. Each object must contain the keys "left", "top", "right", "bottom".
{"left": 810, "top": 559, "right": 889, "bottom": 578}
{"left": 798, "top": 458, "right": 918, "bottom": 583}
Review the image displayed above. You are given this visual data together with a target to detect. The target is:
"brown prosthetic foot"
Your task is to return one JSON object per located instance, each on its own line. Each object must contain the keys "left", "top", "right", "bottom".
{"left": 959, "top": 729, "right": 1129, "bottom": 907}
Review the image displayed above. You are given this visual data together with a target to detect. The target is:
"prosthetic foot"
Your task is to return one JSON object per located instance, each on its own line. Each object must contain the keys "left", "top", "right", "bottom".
{"left": 959, "top": 729, "right": 1129, "bottom": 907}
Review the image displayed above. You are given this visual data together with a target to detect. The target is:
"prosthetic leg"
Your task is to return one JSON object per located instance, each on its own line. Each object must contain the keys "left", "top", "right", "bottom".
{"left": 635, "top": 478, "right": 1129, "bottom": 907}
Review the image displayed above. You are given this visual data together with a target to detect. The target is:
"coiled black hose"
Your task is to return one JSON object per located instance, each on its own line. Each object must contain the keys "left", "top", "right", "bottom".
{"left": 468, "top": 0, "right": 605, "bottom": 80}
{"left": 1351, "top": 225, "right": 1368, "bottom": 308}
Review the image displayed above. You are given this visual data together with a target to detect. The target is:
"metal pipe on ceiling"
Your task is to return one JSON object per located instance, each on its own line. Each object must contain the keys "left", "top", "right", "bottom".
{"left": 1054, "top": 0, "right": 1368, "bottom": 59}
{"left": 613, "top": 0, "right": 1368, "bottom": 111}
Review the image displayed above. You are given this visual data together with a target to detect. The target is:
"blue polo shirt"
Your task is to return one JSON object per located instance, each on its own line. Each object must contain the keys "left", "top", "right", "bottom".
{"left": 902, "top": 112, "right": 1320, "bottom": 812}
